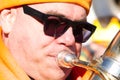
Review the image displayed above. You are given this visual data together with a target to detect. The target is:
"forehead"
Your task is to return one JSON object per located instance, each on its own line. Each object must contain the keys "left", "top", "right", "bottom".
{"left": 29, "top": 3, "right": 87, "bottom": 21}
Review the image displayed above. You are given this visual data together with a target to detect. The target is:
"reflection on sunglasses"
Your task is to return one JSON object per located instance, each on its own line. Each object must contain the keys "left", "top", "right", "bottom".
{"left": 23, "top": 5, "right": 96, "bottom": 43}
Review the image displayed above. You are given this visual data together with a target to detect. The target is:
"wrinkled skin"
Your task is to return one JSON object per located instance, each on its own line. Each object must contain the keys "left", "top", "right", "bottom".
{"left": 0, "top": 3, "right": 87, "bottom": 80}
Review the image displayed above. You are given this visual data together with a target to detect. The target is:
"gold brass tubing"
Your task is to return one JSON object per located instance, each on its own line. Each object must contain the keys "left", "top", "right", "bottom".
{"left": 57, "top": 51, "right": 109, "bottom": 80}
{"left": 71, "top": 59, "right": 109, "bottom": 80}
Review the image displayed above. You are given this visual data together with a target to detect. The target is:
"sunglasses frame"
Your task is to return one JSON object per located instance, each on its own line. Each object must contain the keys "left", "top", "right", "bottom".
{"left": 23, "top": 5, "right": 96, "bottom": 43}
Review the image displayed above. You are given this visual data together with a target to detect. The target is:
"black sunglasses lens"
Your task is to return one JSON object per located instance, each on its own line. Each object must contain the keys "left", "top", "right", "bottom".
{"left": 82, "top": 29, "right": 92, "bottom": 42}
{"left": 44, "top": 17, "right": 68, "bottom": 37}
{"left": 44, "top": 18, "right": 59, "bottom": 36}
{"left": 73, "top": 26, "right": 83, "bottom": 43}
{"left": 73, "top": 24, "right": 93, "bottom": 43}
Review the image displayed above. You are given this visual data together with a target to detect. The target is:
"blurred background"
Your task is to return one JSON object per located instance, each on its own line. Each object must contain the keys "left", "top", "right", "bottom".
{"left": 80, "top": 0, "right": 120, "bottom": 61}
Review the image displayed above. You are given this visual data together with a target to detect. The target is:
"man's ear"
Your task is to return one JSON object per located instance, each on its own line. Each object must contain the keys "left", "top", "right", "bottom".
{"left": 0, "top": 8, "right": 17, "bottom": 34}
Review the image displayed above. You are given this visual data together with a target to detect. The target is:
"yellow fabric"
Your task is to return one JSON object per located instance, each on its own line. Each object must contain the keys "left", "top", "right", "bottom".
{"left": 0, "top": 27, "right": 30, "bottom": 80}
{"left": 0, "top": 0, "right": 91, "bottom": 13}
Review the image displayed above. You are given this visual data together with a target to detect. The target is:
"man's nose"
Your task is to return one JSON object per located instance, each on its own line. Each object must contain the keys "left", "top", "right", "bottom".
{"left": 56, "top": 27, "right": 76, "bottom": 46}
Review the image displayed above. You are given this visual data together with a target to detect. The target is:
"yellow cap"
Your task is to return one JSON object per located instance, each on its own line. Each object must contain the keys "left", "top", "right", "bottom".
{"left": 0, "top": 0, "right": 91, "bottom": 13}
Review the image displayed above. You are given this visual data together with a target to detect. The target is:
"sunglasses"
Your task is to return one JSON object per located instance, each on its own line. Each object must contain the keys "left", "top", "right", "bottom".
{"left": 23, "top": 5, "right": 96, "bottom": 43}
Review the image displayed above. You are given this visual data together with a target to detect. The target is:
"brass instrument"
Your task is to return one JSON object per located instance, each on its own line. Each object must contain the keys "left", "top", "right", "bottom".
{"left": 57, "top": 30, "right": 120, "bottom": 80}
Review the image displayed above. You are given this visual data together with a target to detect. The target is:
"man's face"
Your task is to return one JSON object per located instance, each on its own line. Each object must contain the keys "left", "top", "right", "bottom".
{"left": 2, "top": 3, "right": 87, "bottom": 80}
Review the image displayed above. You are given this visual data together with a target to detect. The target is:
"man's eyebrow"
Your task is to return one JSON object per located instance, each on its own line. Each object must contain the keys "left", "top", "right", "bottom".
{"left": 46, "top": 11, "right": 86, "bottom": 22}
{"left": 46, "top": 11, "right": 66, "bottom": 18}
